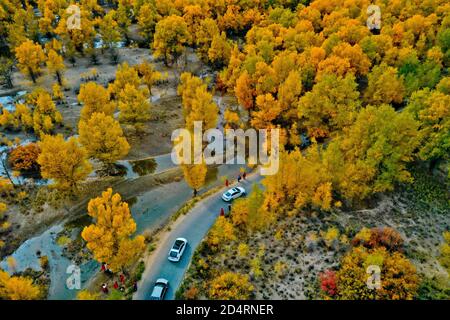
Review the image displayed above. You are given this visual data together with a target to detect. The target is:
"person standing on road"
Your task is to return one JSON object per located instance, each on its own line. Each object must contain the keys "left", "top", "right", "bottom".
{"left": 237, "top": 175, "right": 241, "bottom": 183}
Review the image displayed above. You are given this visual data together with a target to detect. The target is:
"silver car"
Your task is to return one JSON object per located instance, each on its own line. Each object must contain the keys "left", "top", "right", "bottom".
{"left": 150, "top": 278, "right": 169, "bottom": 300}
{"left": 222, "top": 187, "right": 246, "bottom": 202}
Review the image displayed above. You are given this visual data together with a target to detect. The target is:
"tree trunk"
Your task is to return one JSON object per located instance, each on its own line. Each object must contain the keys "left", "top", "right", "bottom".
{"left": 29, "top": 67, "right": 36, "bottom": 83}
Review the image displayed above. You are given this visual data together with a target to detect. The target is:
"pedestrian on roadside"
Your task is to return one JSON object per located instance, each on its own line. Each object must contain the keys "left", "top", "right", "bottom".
{"left": 220, "top": 208, "right": 225, "bottom": 216}
{"left": 228, "top": 204, "right": 232, "bottom": 214}
{"left": 120, "top": 274, "right": 125, "bottom": 284}
{"left": 193, "top": 189, "right": 198, "bottom": 197}
{"left": 243, "top": 171, "right": 247, "bottom": 180}
{"left": 101, "top": 262, "right": 106, "bottom": 272}
{"left": 237, "top": 175, "right": 241, "bottom": 183}
{"left": 113, "top": 281, "right": 119, "bottom": 290}
{"left": 101, "top": 283, "right": 108, "bottom": 294}
{"left": 133, "top": 281, "right": 138, "bottom": 292}
{"left": 225, "top": 179, "right": 229, "bottom": 187}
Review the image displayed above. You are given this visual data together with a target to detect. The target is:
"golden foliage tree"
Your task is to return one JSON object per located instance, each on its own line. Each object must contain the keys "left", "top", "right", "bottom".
{"left": 181, "top": 161, "right": 207, "bottom": 195}
{"left": 78, "top": 112, "right": 130, "bottom": 165}
{"left": 117, "top": 84, "right": 151, "bottom": 129}
{"left": 46, "top": 49, "right": 65, "bottom": 85}
{"left": 31, "top": 90, "right": 63, "bottom": 136}
{"left": 135, "top": 60, "right": 163, "bottom": 94}
{"left": 37, "top": 134, "right": 92, "bottom": 191}
{"left": 262, "top": 147, "right": 333, "bottom": 215}
{"left": 81, "top": 188, "right": 145, "bottom": 272}
{"left": 440, "top": 232, "right": 450, "bottom": 274}
{"left": 364, "top": 64, "right": 405, "bottom": 105}
{"left": 0, "top": 269, "right": 41, "bottom": 300}
{"left": 231, "top": 185, "right": 274, "bottom": 233}
{"left": 152, "top": 15, "right": 190, "bottom": 66}
{"left": 137, "top": 2, "right": 159, "bottom": 44}
{"left": 15, "top": 40, "right": 45, "bottom": 83}
{"left": 208, "top": 272, "right": 253, "bottom": 300}
{"left": 298, "top": 74, "right": 360, "bottom": 139}
{"left": 178, "top": 73, "right": 218, "bottom": 133}
{"left": 324, "top": 105, "right": 420, "bottom": 201}
{"left": 406, "top": 88, "right": 450, "bottom": 166}
{"left": 78, "top": 82, "right": 116, "bottom": 121}
{"left": 334, "top": 246, "right": 419, "bottom": 300}
{"left": 108, "top": 62, "right": 141, "bottom": 97}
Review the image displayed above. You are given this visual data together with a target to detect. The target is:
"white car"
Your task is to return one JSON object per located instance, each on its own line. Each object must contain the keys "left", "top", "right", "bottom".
{"left": 168, "top": 238, "right": 188, "bottom": 262}
{"left": 221, "top": 187, "right": 246, "bottom": 202}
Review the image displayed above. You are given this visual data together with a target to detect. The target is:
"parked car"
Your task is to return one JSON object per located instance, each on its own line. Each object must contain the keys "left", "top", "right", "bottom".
{"left": 221, "top": 187, "right": 246, "bottom": 202}
{"left": 149, "top": 278, "right": 169, "bottom": 300}
{"left": 168, "top": 238, "right": 188, "bottom": 262}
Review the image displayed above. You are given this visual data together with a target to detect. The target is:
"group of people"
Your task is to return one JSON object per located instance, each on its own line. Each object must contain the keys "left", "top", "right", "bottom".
{"left": 225, "top": 171, "right": 247, "bottom": 188}
{"left": 100, "top": 263, "right": 138, "bottom": 295}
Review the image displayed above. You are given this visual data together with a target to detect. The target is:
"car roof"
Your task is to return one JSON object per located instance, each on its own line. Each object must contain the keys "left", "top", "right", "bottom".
{"left": 151, "top": 286, "right": 163, "bottom": 298}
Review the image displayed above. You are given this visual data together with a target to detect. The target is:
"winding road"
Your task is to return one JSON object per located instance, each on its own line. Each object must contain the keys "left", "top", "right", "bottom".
{"left": 134, "top": 172, "right": 263, "bottom": 300}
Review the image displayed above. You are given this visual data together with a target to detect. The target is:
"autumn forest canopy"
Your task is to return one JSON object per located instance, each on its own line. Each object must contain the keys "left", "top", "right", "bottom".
{"left": 0, "top": 0, "right": 449, "bottom": 301}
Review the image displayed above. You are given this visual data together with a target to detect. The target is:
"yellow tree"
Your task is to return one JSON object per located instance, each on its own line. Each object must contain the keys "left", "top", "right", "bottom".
{"left": 181, "top": 161, "right": 207, "bottom": 196}
{"left": 207, "top": 216, "right": 236, "bottom": 249}
{"left": 54, "top": 6, "right": 96, "bottom": 56}
{"left": 108, "top": 62, "right": 141, "bottom": 97}
{"left": 208, "top": 272, "right": 253, "bottom": 300}
{"left": 81, "top": 188, "right": 145, "bottom": 272}
{"left": 78, "top": 112, "right": 130, "bottom": 166}
{"left": 262, "top": 147, "right": 333, "bottom": 215}
{"left": 231, "top": 185, "right": 274, "bottom": 233}
{"left": 324, "top": 105, "right": 420, "bottom": 201}
{"left": 208, "top": 32, "right": 231, "bottom": 68}
{"left": 298, "top": 74, "right": 360, "bottom": 139}
{"left": 196, "top": 18, "right": 220, "bottom": 62}
{"left": 46, "top": 49, "right": 65, "bottom": 85}
{"left": 78, "top": 82, "right": 116, "bottom": 121}
{"left": 137, "top": 2, "right": 159, "bottom": 44}
{"left": 405, "top": 89, "right": 450, "bottom": 168}
{"left": 117, "top": 84, "right": 151, "bottom": 130}
{"left": 364, "top": 64, "right": 405, "bottom": 105}
{"left": 135, "top": 60, "right": 163, "bottom": 94}
{"left": 440, "top": 232, "right": 450, "bottom": 274}
{"left": 98, "top": 10, "right": 122, "bottom": 52}
{"left": 152, "top": 15, "right": 190, "bottom": 66}
{"left": 15, "top": 40, "right": 46, "bottom": 83}
{"left": 31, "top": 90, "right": 63, "bottom": 136}
{"left": 178, "top": 73, "right": 218, "bottom": 132}
{"left": 37, "top": 134, "right": 92, "bottom": 191}
{"left": 0, "top": 270, "right": 41, "bottom": 300}
{"left": 334, "top": 247, "right": 418, "bottom": 300}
